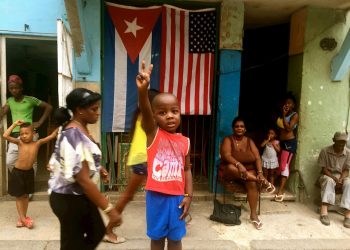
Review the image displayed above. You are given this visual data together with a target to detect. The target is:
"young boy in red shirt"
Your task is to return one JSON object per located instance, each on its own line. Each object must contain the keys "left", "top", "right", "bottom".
{"left": 136, "top": 61, "right": 193, "bottom": 250}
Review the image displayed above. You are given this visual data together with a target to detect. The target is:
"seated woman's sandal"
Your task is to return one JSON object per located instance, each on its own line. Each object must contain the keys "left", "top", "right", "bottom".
{"left": 250, "top": 218, "right": 263, "bottom": 230}
{"left": 260, "top": 181, "right": 276, "bottom": 194}
{"left": 274, "top": 193, "right": 285, "bottom": 202}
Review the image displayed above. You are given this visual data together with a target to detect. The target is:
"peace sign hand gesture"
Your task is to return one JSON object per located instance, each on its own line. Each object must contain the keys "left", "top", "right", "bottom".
{"left": 136, "top": 60, "right": 153, "bottom": 92}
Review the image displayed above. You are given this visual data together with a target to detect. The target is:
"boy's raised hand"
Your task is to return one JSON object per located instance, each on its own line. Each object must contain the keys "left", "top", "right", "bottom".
{"left": 136, "top": 60, "right": 153, "bottom": 91}
{"left": 14, "top": 120, "right": 24, "bottom": 126}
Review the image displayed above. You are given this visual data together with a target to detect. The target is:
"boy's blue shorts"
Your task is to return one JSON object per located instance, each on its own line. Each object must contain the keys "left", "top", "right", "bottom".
{"left": 146, "top": 191, "right": 186, "bottom": 241}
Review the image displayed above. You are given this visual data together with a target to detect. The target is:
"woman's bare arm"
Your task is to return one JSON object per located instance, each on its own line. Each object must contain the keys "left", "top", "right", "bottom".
{"left": 220, "top": 137, "right": 236, "bottom": 165}
{"left": 250, "top": 139, "right": 263, "bottom": 173}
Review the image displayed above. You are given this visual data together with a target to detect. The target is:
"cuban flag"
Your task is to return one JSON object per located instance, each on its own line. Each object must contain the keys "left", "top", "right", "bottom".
{"left": 103, "top": 3, "right": 216, "bottom": 132}
{"left": 103, "top": 3, "right": 162, "bottom": 132}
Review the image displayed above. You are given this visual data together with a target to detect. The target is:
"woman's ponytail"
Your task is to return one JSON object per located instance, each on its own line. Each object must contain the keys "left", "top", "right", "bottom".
{"left": 53, "top": 107, "right": 71, "bottom": 126}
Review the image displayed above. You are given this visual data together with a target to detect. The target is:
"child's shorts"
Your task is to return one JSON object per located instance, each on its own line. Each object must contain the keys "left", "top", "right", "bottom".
{"left": 146, "top": 191, "right": 186, "bottom": 241}
{"left": 131, "top": 163, "right": 147, "bottom": 175}
{"left": 8, "top": 167, "right": 34, "bottom": 197}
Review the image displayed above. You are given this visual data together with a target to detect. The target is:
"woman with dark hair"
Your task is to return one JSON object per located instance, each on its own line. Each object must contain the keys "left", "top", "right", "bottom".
{"left": 48, "top": 88, "right": 123, "bottom": 249}
{"left": 275, "top": 92, "right": 299, "bottom": 202}
{"left": 220, "top": 116, "right": 275, "bottom": 230}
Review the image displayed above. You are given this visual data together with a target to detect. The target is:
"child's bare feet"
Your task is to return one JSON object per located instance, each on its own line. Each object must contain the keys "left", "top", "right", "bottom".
{"left": 22, "top": 217, "right": 34, "bottom": 229}
{"left": 16, "top": 219, "right": 24, "bottom": 228}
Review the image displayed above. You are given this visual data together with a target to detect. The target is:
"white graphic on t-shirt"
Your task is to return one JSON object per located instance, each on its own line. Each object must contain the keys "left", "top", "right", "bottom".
{"left": 152, "top": 138, "right": 184, "bottom": 182}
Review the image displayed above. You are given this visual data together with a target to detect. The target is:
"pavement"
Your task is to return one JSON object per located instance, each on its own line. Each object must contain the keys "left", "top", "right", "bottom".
{"left": 0, "top": 192, "right": 350, "bottom": 250}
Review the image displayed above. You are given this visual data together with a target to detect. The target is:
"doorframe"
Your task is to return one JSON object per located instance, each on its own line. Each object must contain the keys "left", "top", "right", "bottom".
{"left": 0, "top": 36, "right": 6, "bottom": 196}
{"left": 0, "top": 35, "right": 56, "bottom": 196}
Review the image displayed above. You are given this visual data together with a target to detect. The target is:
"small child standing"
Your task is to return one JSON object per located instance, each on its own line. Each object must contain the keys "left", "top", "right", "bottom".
{"left": 260, "top": 128, "right": 280, "bottom": 187}
{"left": 136, "top": 61, "right": 193, "bottom": 250}
{"left": 3, "top": 120, "right": 58, "bottom": 229}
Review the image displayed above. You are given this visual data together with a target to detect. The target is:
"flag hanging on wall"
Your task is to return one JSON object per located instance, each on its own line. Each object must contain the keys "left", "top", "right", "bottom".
{"left": 160, "top": 5, "right": 216, "bottom": 115}
{"left": 102, "top": 3, "right": 216, "bottom": 132}
{"left": 103, "top": 3, "right": 162, "bottom": 132}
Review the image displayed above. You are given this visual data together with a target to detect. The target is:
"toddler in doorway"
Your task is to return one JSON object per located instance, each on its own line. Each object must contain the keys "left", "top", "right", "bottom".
{"left": 260, "top": 128, "right": 280, "bottom": 187}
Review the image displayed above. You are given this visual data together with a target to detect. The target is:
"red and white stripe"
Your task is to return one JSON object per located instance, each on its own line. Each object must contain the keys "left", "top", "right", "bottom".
{"left": 160, "top": 5, "right": 214, "bottom": 115}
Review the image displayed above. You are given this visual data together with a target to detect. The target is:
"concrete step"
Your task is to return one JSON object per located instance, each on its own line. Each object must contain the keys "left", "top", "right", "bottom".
{"left": 233, "top": 190, "right": 296, "bottom": 202}
{"left": 0, "top": 190, "right": 215, "bottom": 202}
{"left": 250, "top": 239, "right": 350, "bottom": 250}
{"left": 0, "top": 239, "right": 238, "bottom": 250}
{"left": 0, "top": 238, "right": 349, "bottom": 250}
{"left": 0, "top": 189, "right": 297, "bottom": 203}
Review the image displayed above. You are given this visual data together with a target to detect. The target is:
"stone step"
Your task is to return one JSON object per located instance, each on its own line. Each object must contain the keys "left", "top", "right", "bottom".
{"left": 250, "top": 239, "right": 350, "bottom": 250}
{"left": 0, "top": 238, "right": 349, "bottom": 250}
{"left": 0, "top": 240, "right": 239, "bottom": 250}
{"left": 0, "top": 189, "right": 297, "bottom": 203}
{"left": 232, "top": 190, "right": 296, "bottom": 202}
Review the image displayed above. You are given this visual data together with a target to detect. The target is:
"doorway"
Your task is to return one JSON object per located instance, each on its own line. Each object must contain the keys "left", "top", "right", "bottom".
{"left": 5, "top": 37, "right": 58, "bottom": 192}
{"left": 239, "top": 23, "right": 290, "bottom": 145}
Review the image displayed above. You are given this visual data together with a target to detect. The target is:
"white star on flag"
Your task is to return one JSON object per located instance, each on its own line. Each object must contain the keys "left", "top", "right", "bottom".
{"left": 124, "top": 17, "right": 143, "bottom": 37}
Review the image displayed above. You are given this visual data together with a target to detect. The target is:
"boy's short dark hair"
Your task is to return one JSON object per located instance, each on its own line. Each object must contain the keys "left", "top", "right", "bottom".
{"left": 20, "top": 122, "right": 33, "bottom": 130}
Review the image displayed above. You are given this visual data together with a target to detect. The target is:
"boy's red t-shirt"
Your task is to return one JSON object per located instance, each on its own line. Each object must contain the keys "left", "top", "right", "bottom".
{"left": 146, "top": 128, "right": 190, "bottom": 195}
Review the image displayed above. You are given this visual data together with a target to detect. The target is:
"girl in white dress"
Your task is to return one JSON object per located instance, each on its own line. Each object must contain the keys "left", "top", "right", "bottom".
{"left": 260, "top": 128, "right": 281, "bottom": 187}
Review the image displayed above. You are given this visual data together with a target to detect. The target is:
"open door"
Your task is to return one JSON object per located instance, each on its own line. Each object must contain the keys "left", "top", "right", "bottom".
{"left": 57, "top": 20, "right": 74, "bottom": 106}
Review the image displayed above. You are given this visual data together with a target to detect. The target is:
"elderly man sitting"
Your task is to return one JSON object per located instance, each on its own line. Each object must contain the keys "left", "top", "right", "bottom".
{"left": 318, "top": 132, "right": 350, "bottom": 228}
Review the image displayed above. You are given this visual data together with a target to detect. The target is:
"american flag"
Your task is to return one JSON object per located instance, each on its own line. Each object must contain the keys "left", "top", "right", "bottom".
{"left": 160, "top": 5, "right": 216, "bottom": 115}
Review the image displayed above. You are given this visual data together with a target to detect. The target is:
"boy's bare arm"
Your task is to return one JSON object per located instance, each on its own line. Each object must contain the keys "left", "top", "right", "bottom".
{"left": 184, "top": 153, "right": 193, "bottom": 197}
{"left": 37, "top": 127, "right": 59, "bottom": 145}
{"left": 179, "top": 152, "right": 193, "bottom": 220}
{"left": 136, "top": 61, "right": 156, "bottom": 135}
{"left": 3, "top": 120, "right": 22, "bottom": 144}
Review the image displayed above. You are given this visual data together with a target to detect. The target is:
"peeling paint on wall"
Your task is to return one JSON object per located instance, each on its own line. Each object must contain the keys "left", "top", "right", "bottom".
{"left": 64, "top": 0, "right": 84, "bottom": 57}
{"left": 220, "top": 0, "right": 244, "bottom": 50}
{"left": 288, "top": 7, "right": 350, "bottom": 201}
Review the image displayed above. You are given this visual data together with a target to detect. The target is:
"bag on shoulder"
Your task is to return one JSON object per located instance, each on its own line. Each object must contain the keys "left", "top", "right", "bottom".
{"left": 209, "top": 199, "right": 241, "bottom": 225}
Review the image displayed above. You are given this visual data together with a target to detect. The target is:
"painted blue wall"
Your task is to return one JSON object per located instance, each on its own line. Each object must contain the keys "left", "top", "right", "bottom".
{"left": 213, "top": 49, "right": 241, "bottom": 190}
{"left": 0, "top": 0, "right": 66, "bottom": 36}
{"left": 74, "top": 0, "right": 101, "bottom": 82}
{"left": 0, "top": 0, "right": 101, "bottom": 82}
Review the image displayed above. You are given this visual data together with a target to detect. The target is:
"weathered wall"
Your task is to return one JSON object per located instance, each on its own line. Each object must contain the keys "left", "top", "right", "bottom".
{"left": 0, "top": 0, "right": 100, "bottom": 83}
{"left": 212, "top": 0, "right": 244, "bottom": 189}
{"left": 289, "top": 8, "right": 350, "bottom": 201}
{"left": 220, "top": 0, "right": 244, "bottom": 50}
{"left": 66, "top": 0, "right": 101, "bottom": 82}
{"left": 0, "top": 0, "right": 65, "bottom": 36}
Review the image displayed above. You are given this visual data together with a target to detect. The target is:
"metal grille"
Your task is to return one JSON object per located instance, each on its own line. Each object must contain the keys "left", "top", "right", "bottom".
{"left": 101, "top": 115, "right": 212, "bottom": 191}
{"left": 180, "top": 115, "right": 211, "bottom": 183}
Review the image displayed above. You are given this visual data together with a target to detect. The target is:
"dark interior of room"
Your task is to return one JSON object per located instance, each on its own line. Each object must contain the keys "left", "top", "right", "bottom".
{"left": 6, "top": 38, "right": 58, "bottom": 191}
{"left": 239, "top": 23, "right": 290, "bottom": 146}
